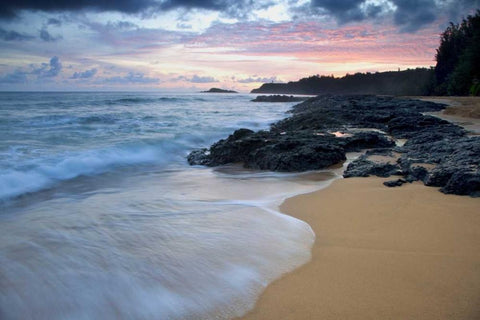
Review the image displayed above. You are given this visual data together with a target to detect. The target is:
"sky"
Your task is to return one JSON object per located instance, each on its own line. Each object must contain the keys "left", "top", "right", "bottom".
{"left": 0, "top": 0, "right": 478, "bottom": 92}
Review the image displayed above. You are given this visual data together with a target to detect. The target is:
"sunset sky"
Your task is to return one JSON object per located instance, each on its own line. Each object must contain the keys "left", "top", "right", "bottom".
{"left": 0, "top": 0, "right": 478, "bottom": 91}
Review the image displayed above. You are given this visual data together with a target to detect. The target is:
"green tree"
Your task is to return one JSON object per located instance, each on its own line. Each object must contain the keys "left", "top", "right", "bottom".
{"left": 435, "top": 10, "right": 480, "bottom": 95}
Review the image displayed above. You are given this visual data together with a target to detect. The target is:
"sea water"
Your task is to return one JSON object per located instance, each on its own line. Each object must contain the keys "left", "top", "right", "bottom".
{"left": 0, "top": 92, "right": 338, "bottom": 319}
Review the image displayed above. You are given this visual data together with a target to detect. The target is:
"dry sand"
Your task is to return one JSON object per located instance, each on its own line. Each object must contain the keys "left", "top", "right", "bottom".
{"left": 417, "top": 96, "right": 480, "bottom": 119}
{"left": 241, "top": 177, "right": 480, "bottom": 320}
{"left": 417, "top": 96, "right": 480, "bottom": 134}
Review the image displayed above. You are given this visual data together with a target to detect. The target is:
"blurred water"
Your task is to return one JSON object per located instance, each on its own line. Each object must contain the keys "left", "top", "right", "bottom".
{"left": 0, "top": 92, "right": 336, "bottom": 319}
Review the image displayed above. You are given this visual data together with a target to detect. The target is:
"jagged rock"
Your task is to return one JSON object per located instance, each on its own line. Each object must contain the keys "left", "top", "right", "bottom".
{"left": 251, "top": 95, "right": 308, "bottom": 102}
{"left": 440, "top": 171, "right": 480, "bottom": 197}
{"left": 188, "top": 95, "right": 480, "bottom": 196}
{"left": 383, "top": 179, "right": 407, "bottom": 187}
{"left": 343, "top": 159, "right": 402, "bottom": 178}
{"left": 245, "top": 141, "right": 345, "bottom": 171}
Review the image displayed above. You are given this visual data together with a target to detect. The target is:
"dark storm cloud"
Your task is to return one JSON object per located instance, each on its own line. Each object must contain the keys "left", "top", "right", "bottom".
{"left": 310, "top": 0, "right": 382, "bottom": 23}
{"left": 0, "top": 0, "right": 257, "bottom": 19}
{"left": 444, "top": 0, "right": 480, "bottom": 21}
{"left": 0, "top": 28, "right": 34, "bottom": 41}
{"left": 0, "top": 0, "right": 156, "bottom": 18}
{"left": 391, "top": 0, "right": 437, "bottom": 32}
{"left": 310, "top": 0, "right": 480, "bottom": 31}
{"left": 71, "top": 68, "right": 97, "bottom": 79}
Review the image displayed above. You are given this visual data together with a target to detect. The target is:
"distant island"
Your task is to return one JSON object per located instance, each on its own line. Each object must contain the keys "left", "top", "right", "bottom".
{"left": 251, "top": 95, "right": 309, "bottom": 102}
{"left": 202, "top": 88, "right": 238, "bottom": 93}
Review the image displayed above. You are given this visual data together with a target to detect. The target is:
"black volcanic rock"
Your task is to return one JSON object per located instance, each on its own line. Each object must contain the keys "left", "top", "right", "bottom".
{"left": 343, "top": 157, "right": 402, "bottom": 178}
{"left": 188, "top": 95, "right": 480, "bottom": 196}
{"left": 251, "top": 95, "right": 308, "bottom": 102}
{"left": 202, "top": 88, "right": 238, "bottom": 93}
{"left": 383, "top": 179, "right": 407, "bottom": 187}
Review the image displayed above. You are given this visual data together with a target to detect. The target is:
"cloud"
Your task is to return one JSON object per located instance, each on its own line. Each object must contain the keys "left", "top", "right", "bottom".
{"left": 0, "top": 28, "right": 34, "bottom": 41}
{"left": 47, "top": 18, "right": 62, "bottom": 26}
{"left": 0, "top": 56, "right": 62, "bottom": 84}
{"left": 105, "top": 20, "right": 138, "bottom": 30}
{"left": 0, "top": 0, "right": 154, "bottom": 18}
{"left": 310, "top": 0, "right": 480, "bottom": 32}
{"left": 173, "top": 74, "right": 219, "bottom": 83}
{"left": 71, "top": 68, "right": 97, "bottom": 79}
{"left": 310, "top": 0, "right": 383, "bottom": 23}
{"left": 237, "top": 76, "right": 278, "bottom": 83}
{"left": 31, "top": 56, "right": 62, "bottom": 78}
{"left": 391, "top": 0, "right": 437, "bottom": 32}
{"left": 189, "top": 74, "right": 218, "bottom": 83}
{"left": 0, "top": 69, "right": 28, "bottom": 84}
{"left": 0, "top": 0, "right": 264, "bottom": 19}
{"left": 102, "top": 72, "right": 159, "bottom": 84}
{"left": 39, "top": 28, "right": 61, "bottom": 41}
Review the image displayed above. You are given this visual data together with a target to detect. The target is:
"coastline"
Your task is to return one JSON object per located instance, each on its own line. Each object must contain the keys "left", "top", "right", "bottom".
{"left": 238, "top": 96, "right": 480, "bottom": 319}
{"left": 240, "top": 177, "right": 480, "bottom": 319}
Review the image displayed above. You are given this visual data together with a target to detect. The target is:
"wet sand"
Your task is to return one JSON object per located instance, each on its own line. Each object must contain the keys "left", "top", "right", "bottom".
{"left": 241, "top": 177, "right": 480, "bottom": 320}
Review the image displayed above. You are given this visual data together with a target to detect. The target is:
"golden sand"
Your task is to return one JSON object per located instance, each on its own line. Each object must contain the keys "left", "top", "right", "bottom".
{"left": 415, "top": 96, "right": 480, "bottom": 135}
{"left": 418, "top": 96, "right": 480, "bottom": 119}
{"left": 241, "top": 177, "right": 480, "bottom": 320}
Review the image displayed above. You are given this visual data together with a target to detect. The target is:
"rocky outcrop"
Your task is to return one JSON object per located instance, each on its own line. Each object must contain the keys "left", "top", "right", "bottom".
{"left": 251, "top": 95, "right": 309, "bottom": 102}
{"left": 187, "top": 128, "right": 393, "bottom": 172}
{"left": 188, "top": 95, "right": 480, "bottom": 196}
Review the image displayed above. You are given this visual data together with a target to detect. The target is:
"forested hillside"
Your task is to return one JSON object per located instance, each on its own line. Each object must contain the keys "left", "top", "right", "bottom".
{"left": 252, "top": 10, "right": 480, "bottom": 96}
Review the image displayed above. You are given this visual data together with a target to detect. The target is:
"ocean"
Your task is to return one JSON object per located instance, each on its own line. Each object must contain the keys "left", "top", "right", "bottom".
{"left": 0, "top": 92, "right": 339, "bottom": 319}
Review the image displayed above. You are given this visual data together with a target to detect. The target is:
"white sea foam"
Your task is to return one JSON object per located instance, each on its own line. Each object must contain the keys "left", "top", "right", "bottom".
{"left": 0, "top": 143, "right": 177, "bottom": 200}
{"left": 0, "top": 92, "right": 323, "bottom": 319}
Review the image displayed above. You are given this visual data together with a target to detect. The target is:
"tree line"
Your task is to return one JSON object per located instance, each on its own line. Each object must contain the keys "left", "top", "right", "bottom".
{"left": 252, "top": 10, "right": 479, "bottom": 96}
{"left": 434, "top": 10, "right": 480, "bottom": 95}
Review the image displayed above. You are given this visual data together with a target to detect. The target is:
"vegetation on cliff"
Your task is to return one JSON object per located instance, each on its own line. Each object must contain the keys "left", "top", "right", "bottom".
{"left": 251, "top": 69, "right": 434, "bottom": 96}
{"left": 434, "top": 10, "right": 480, "bottom": 95}
{"left": 252, "top": 10, "right": 480, "bottom": 96}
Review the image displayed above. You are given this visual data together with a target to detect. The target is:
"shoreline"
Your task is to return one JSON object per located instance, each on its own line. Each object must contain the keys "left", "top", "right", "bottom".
{"left": 240, "top": 177, "right": 480, "bottom": 319}
{"left": 239, "top": 97, "right": 480, "bottom": 319}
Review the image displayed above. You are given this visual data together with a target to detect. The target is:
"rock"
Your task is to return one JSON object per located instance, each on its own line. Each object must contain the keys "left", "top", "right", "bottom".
{"left": 245, "top": 140, "right": 346, "bottom": 171}
{"left": 188, "top": 94, "right": 480, "bottom": 196}
{"left": 383, "top": 179, "right": 407, "bottom": 187}
{"left": 344, "top": 158, "right": 402, "bottom": 178}
{"left": 251, "top": 95, "right": 309, "bottom": 102}
{"left": 187, "top": 148, "right": 210, "bottom": 166}
{"left": 440, "top": 171, "right": 480, "bottom": 197}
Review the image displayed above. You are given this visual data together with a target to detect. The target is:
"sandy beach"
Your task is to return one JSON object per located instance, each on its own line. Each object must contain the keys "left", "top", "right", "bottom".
{"left": 240, "top": 96, "right": 480, "bottom": 320}
{"left": 417, "top": 96, "right": 480, "bottom": 119}
{"left": 241, "top": 177, "right": 480, "bottom": 319}
{"left": 417, "top": 96, "right": 480, "bottom": 134}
